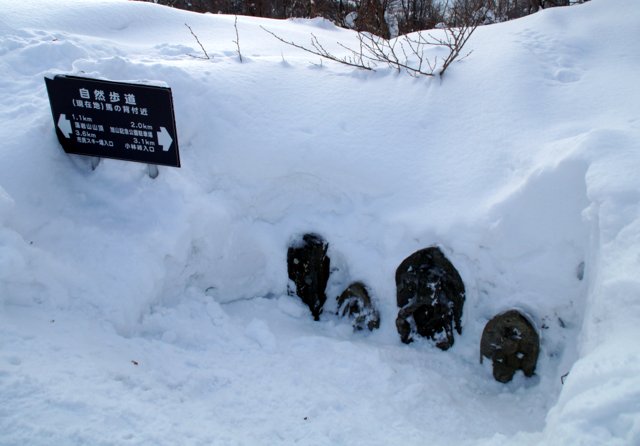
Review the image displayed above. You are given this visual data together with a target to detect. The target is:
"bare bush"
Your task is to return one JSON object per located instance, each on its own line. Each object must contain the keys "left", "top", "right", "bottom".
{"left": 262, "top": 7, "right": 479, "bottom": 78}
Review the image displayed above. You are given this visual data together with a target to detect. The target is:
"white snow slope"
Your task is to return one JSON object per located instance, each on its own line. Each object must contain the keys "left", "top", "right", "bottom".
{"left": 1, "top": 0, "right": 639, "bottom": 444}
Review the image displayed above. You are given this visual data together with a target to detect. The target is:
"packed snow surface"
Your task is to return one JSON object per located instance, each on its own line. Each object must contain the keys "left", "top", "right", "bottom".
{"left": 1, "top": 0, "right": 639, "bottom": 444}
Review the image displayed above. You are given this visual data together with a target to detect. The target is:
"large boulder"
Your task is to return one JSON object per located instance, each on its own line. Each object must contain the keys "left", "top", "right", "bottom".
{"left": 480, "top": 310, "right": 540, "bottom": 383}
{"left": 337, "top": 282, "right": 380, "bottom": 331}
{"left": 287, "top": 233, "right": 330, "bottom": 321}
{"left": 395, "top": 247, "right": 465, "bottom": 350}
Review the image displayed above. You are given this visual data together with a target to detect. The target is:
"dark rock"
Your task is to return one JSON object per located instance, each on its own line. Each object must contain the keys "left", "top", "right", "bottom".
{"left": 480, "top": 310, "right": 540, "bottom": 383}
{"left": 287, "top": 233, "right": 330, "bottom": 321}
{"left": 395, "top": 247, "right": 465, "bottom": 350}
{"left": 337, "top": 282, "right": 380, "bottom": 331}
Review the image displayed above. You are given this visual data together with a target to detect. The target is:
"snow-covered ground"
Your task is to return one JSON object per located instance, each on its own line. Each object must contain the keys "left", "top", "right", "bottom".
{"left": 1, "top": 0, "right": 639, "bottom": 444}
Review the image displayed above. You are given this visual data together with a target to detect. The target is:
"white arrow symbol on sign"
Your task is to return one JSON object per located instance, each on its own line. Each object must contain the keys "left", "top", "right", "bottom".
{"left": 157, "top": 127, "right": 173, "bottom": 152}
{"left": 57, "top": 114, "right": 72, "bottom": 138}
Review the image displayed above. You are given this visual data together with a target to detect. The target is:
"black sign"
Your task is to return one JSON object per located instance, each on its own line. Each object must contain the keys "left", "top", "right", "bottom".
{"left": 45, "top": 75, "right": 180, "bottom": 167}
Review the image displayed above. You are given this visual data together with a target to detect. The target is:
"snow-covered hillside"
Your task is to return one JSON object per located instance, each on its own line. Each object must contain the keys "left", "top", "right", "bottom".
{"left": 1, "top": 0, "right": 639, "bottom": 444}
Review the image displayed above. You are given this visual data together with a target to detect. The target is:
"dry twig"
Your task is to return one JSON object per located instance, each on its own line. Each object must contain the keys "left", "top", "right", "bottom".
{"left": 233, "top": 16, "right": 243, "bottom": 63}
{"left": 185, "top": 23, "right": 210, "bottom": 60}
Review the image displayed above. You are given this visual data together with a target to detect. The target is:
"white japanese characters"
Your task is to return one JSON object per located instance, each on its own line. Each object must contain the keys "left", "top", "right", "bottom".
{"left": 72, "top": 88, "right": 148, "bottom": 115}
{"left": 67, "top": 85, "right": 158, "bottom": 151}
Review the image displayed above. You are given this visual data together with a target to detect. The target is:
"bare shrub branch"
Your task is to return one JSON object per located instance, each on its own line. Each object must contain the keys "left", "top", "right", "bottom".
{"left": 356, "top": 32, "right": 439, "bottom": 77}
{"left": 401, "top": 22, "right": 478, "bottom": 76}
{"left": 440, "top": 28, "right": 475, "bottom": 75}
{"left": 233, "top": 15, "right": 243, "bottom": 63}
{"left": 185, "top": 23, "right": 210, "bottom": 60}
{"left": 260, "top": 26, "right": 375, "bottom": 71}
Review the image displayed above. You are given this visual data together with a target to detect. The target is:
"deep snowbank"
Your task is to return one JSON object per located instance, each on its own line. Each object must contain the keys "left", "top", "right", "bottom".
{"left": 1, "top": 0, "right": 639, "bottom": 444}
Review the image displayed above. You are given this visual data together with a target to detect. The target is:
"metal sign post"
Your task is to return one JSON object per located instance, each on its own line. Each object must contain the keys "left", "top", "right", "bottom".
{"left": 45, "top": 75, "right": 181, "bottom": 176}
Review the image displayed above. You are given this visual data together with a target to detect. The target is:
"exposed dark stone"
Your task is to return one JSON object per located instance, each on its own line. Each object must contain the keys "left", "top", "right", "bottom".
{"left": 337, "top": 282, "right": 380, "bottom": 331}
{"left": 287, "top": 233, "right": 330, "bottom": 321}
{"left": 395, "top": 247, "right": 465, "bottom": 350}
{"left": 480, "top": 310, "right": 540, "bottom": 383}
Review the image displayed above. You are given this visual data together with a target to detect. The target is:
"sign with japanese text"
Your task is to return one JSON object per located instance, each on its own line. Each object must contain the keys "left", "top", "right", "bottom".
{"left": 45, "top": 75, "right": 180, "bottom": 167}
